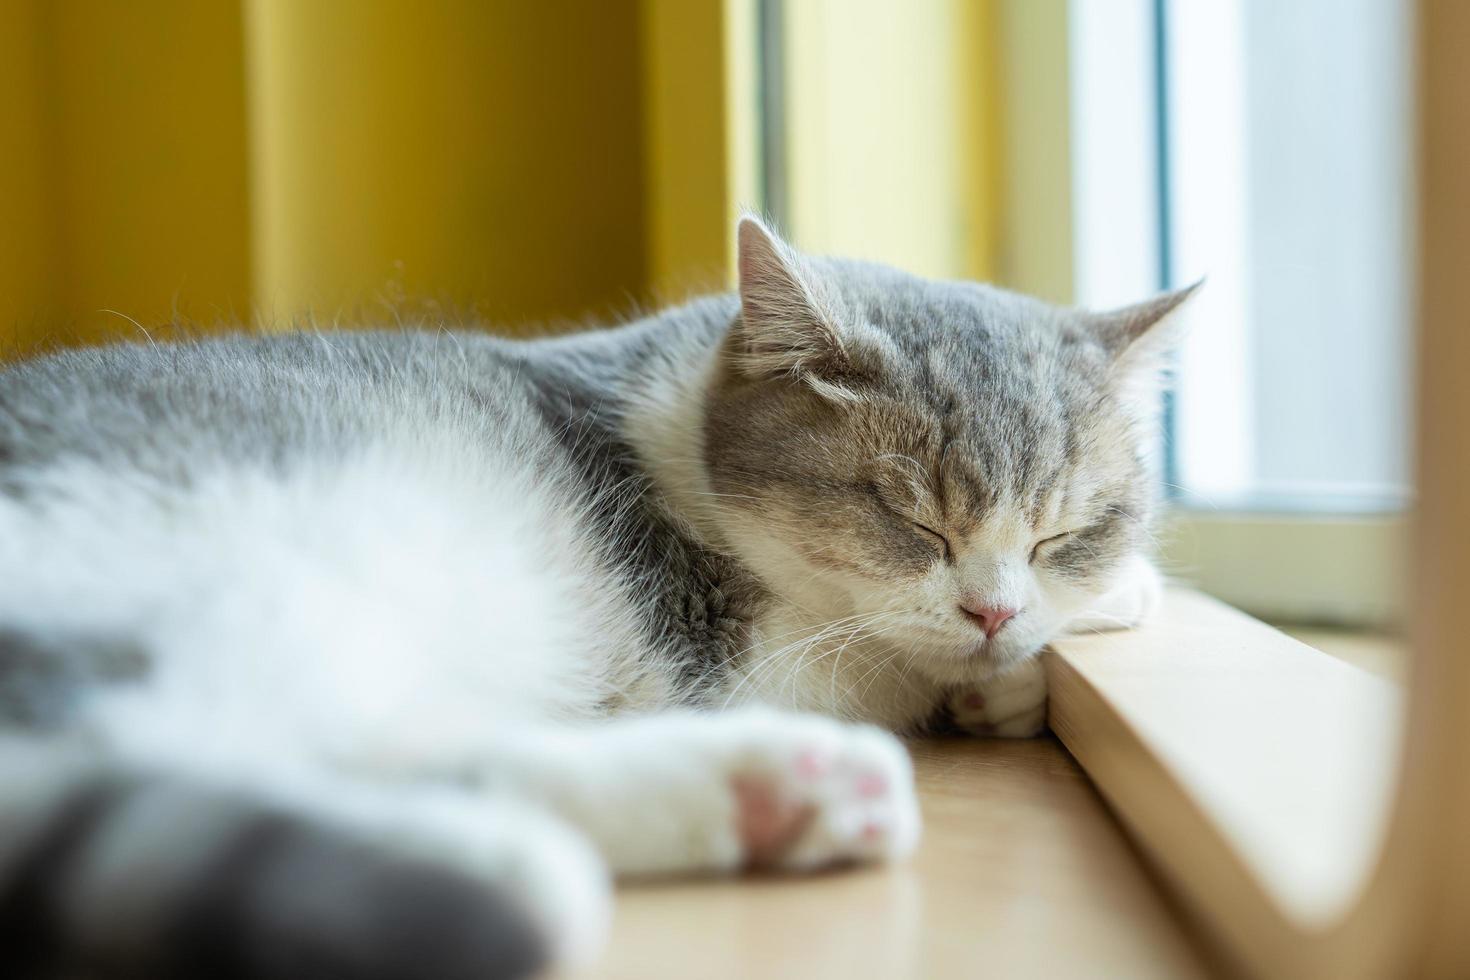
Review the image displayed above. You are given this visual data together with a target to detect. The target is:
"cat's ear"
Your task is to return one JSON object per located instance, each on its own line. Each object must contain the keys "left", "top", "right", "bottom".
{"left": 1091, "top": 281, "right": 1201, "bottom": 367}
{"left": 732, "top": 215, "right": 857, "bottom": 398}
{"left": 1089, "top": 281, "right": 1201, "bottom": 414}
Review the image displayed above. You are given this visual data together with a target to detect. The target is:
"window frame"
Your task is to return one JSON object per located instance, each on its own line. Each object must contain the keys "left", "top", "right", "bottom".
{"left": 1062, "top": 0, "right": 1410, "bottom": 629}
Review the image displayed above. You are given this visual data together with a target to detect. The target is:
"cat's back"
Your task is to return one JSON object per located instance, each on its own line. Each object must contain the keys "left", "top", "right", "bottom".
{"left": 0, "top": 325, "right": 659, "bottom": 717}
{"left": 0, "top": 328, "right": 542, "bottom": 489}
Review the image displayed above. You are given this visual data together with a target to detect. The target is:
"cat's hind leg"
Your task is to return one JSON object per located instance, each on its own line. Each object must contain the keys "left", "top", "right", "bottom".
{"left": 288, "top": 780, "right": 613, "bottom": 969}
{"left": 0, "top": 734, "right": 610, "bottom": 980}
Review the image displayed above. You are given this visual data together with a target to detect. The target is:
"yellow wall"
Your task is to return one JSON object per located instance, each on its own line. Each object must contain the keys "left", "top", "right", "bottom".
{"left": 641, "top": 0, "right": 759, "bottom": 301}
{"left": 1, "top": 0, "right": 696, "bottom": 353}
{"left": 1, "top": 0, "right": 1014, "bottom": 355}
{"left": 245, "top": 0, "right": 647, "bottom": 329}
{"left": 782, "top": 0, "right": 999, "bottom": 283}
{"left": 995, "top": 0, "right": 1074, "bottom": 304}
{"left": 1, "top": 0, "right": 252, "bottom": 353}
{"left": 0, "top": 0, "right": 55, "bottom": 354}
{"left": 52, "top": 1, "right": 255, "bottom": 340}
{"left": 776, "top": 0, "right": 1070, "bottom": 301}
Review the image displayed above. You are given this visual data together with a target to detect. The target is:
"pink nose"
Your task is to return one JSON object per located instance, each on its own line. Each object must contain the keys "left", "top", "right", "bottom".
{"left": 959, "top": 600, "right": 1018, "bottom": 640}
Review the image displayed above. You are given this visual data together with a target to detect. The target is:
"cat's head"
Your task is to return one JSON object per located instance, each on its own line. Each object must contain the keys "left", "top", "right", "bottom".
{"left": 702, "top": 216, "right": 1194, "bottom": 683}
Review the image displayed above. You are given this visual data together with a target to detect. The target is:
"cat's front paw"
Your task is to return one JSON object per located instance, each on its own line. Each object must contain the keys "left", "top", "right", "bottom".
{"left": 947, "top": 656, "right": 1048, "bottom": 738}
{"left": 723, "top": 714, "right": 920, "bottom": 871}
{"left": 589, "top": 710, "right": 920, "bottom": 876}
{"left": 1066, "top": 554, "right": 1163, "bottom": 634}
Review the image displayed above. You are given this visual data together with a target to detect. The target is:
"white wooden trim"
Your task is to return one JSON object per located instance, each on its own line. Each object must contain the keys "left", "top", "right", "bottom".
{"left": 1159, "top": 510, "right": 1406, "bottom": 629}
{"left": 1159, "top": 0, "right": 1255, "bottom": 497}
{"left": 1067, "top": 0, "right": 1159, "bottom": 311}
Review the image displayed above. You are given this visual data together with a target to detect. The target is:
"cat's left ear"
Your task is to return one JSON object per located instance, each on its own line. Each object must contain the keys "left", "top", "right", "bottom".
{"left": 1091, "top": 281, "right": 1202, "bottom": 368}
{"left": 1089, "top": 282, "right": 1201, "bottom": 414}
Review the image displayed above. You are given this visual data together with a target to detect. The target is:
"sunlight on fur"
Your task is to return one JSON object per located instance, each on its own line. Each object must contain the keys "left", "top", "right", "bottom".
{"left": 0, "top": 216, "right": 1191, "bottom": 979}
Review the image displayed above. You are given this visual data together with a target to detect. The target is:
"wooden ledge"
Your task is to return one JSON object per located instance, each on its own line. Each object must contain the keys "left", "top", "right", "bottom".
{"left": 1046, "top": 589, "right": 1403, "bottom": 977}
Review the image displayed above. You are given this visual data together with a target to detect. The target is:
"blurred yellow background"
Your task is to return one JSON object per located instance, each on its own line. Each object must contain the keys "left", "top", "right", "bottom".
{"left": 1, "top": 0, "right": 1068, "bottom": 355}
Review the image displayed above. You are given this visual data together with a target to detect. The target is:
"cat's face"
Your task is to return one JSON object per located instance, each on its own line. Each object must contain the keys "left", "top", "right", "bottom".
{"left": 703, "top": 218, "right": 1191, "bottom": 684}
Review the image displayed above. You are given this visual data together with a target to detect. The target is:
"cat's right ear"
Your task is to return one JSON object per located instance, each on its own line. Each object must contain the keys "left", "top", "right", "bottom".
{"left": 731, "top": 215, "right": 855, "bottom": 393}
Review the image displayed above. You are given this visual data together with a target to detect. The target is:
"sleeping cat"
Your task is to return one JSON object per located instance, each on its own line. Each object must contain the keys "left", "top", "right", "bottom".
{"left": 0, "top": 217, "right": 1189, "bottom": 980}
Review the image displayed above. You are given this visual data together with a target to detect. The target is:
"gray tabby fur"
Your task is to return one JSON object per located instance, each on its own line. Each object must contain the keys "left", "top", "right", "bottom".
{"left": 0, "top": 216, "right": 1191, "bottom": 979}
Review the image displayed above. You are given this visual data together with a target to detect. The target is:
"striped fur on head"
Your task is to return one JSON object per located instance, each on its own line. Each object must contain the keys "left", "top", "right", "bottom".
{"left": 703, "top": 216, "right": 1195, "bottom": 682}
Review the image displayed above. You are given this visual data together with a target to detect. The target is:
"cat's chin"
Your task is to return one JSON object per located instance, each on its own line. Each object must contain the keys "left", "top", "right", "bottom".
{"left": 908, "top": 638, "right": 1046, "bottom": 688}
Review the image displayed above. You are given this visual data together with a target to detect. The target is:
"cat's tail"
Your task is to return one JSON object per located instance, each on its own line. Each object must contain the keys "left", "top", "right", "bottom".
{"left": 0, "top": 735, "right": 591, "bottom": 980}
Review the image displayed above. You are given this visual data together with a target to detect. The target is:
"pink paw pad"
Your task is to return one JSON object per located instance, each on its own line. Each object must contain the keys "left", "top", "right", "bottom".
{"left": 854, "top": 772, "right": 888, "bottom": 799}
{"left": 793, "top": 748, "right": 830, "bottom": 779}
{"left": 732, "top": 774, "right": 815, "bottom": 867}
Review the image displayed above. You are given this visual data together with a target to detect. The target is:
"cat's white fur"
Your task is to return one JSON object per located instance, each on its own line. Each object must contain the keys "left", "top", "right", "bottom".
{"left": 0, "top": 389, "right": 1151, "bottom": 968}
{"left": 0, "top": 218, "right": 1176, "bottom": 972}
{"left": 0, "top": 431, "right": 928, "bottom": 965}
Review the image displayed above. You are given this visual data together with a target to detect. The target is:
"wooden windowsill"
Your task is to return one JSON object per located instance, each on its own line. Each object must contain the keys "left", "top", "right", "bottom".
{"left": 1047, "top": 589, "right": 1404, "bottom": 977}
{"left": 584, "top": 592, "right": 1404, "bottom": 979}
{"left": 583, "top": 735, "right": 1216, "bottom": 979}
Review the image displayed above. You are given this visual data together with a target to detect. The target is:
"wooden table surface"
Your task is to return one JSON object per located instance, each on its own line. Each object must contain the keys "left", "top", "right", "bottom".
{"left": 578, "top": 736, "right": 1217, "bottom": 980}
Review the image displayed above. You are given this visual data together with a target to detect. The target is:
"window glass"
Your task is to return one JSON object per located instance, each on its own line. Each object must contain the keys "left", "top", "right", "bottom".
{"left": 1163, "top": 0, "right": 1414, "bottom": 507}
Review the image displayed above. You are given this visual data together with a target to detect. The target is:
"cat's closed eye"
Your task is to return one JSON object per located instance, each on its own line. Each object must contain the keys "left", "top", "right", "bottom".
{"left": 912, "top": 522, "right": 951, "bottom": 560}
{"left": 1030, "top": 531, "right": 1073, "bottom": 564}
